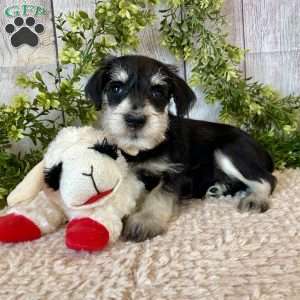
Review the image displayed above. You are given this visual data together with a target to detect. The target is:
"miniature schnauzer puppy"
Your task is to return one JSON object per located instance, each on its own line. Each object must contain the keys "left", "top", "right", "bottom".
{"left": 85, "top": 55, "right": 277, "bottom": 242}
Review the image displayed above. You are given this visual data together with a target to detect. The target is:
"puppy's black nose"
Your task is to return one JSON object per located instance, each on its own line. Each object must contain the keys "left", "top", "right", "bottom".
{"left": 124, "top": 114, "right": 147, "bottom": 129}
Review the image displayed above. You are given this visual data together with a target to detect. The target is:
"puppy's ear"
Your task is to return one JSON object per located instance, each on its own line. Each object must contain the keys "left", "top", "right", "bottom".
{"left": 44, "top": 162, "right": 63, "bottom": 191}
{"left": 85, "top": 55, "right": 117, "bottom": 110}
{"left": 166, "top": 65, "right": 196, "bottom": 117}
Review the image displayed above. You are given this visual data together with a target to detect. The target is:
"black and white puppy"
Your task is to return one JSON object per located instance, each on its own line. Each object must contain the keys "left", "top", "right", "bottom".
{"left": 85, "top": 55, "right": 277, "bottom": 242}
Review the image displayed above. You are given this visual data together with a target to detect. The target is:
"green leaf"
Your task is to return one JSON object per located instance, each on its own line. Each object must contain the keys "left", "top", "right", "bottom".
{"left": 78, "top": 10, "right": 89, "bottom": 19}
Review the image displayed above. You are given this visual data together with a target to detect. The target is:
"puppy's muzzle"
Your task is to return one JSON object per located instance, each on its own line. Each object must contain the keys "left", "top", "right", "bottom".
{"left": 124, "top": 114, "right": 147, "bottom": 130}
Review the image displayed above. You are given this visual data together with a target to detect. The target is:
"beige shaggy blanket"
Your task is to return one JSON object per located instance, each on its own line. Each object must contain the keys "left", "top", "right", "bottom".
{"left": 0, "top": 169, "right": 299, "bottom": 300}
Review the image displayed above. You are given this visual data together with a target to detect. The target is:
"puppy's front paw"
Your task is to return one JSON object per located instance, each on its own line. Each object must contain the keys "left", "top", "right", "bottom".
{"left": 122, "top": 212, "right": 165, "bottom": 242}
{"left": 238, "top": 197, "right": 270, "bottom": 213}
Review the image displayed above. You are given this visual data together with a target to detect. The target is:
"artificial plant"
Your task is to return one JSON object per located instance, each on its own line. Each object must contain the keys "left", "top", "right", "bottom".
{"left": 0, "top": 0, "right": 299, "bottom": 207}
{"left": 160, "top": 0, "right": 300, "bottom": 168}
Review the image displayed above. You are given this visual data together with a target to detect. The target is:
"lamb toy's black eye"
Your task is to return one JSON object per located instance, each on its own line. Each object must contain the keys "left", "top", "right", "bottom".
{"left": 89, "top": 138, "right": 119, "bottom": 160}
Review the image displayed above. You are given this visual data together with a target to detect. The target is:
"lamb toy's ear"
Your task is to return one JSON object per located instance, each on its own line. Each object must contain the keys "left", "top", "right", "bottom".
{"left": 44, "top": 162, "right": 63, "bottom": 191}
{"left": 90, "top": 139, "right": 119, "bottom": 160}
{"left": 7, "top": 160, "right": 45, "bottom": 207}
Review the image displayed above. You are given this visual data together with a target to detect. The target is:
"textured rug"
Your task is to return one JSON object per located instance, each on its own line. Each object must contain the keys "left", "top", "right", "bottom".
{"left": 0, "top": 169, "right": 299, "bottom": 300}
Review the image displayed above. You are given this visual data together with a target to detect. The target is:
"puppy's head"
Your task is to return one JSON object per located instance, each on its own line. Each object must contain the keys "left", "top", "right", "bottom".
{"left": 85, "top": 55, "right": 196, "bottom": 155}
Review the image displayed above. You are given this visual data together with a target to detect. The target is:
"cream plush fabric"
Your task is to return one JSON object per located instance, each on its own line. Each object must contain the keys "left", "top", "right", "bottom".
{"left": 0, "top": 169, "right": 299, "bottom": 300}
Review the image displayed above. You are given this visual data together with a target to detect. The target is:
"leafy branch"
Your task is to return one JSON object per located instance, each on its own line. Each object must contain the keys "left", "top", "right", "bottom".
{"left": 160, "top": 0, "right": 300, "bottom": 168}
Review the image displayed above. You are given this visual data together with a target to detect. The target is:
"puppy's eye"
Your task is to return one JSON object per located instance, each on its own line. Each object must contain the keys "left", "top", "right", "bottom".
{"left": 109, "top": 82, "right": 124, "bottom": 96}
{"left": 151, "top": 85, "right": 165, "bottom": 98}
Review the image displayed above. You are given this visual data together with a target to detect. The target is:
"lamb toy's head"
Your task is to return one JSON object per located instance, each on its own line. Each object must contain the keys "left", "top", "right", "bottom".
{"left": 7, "top": 126, "right": 132, "bottom": 210}
{"left": 43, "top": 127, "right": 129, "bottom": 209}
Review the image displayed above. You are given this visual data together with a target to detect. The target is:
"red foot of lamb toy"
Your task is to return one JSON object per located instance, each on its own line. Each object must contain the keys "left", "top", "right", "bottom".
{"left": 0, "top": 127, "right": 143, "bottom": 251}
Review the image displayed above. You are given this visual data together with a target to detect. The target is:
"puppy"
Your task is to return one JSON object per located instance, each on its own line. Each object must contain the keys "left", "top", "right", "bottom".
{"left": 85, "top": 55, "right": 277, "bottom": 242}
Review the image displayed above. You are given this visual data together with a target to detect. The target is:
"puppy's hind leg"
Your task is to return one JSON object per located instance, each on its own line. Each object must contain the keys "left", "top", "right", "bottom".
{"left": 215, "top": 150, "right": 277, "bottom": 213}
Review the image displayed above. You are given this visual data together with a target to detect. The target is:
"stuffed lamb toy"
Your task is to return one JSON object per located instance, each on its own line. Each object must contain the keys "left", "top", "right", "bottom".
{"left": 0, "top": 127, "right": 143, "bottom": 251}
